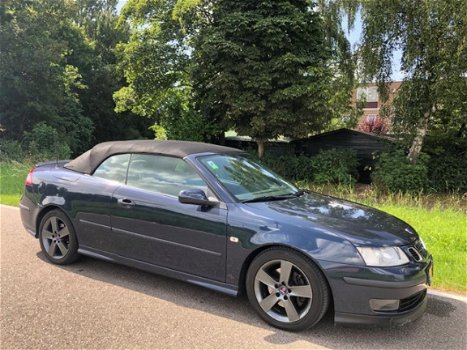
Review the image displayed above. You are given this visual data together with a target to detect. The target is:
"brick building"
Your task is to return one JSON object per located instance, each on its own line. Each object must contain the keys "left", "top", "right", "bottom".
{"left": 352, "top": 82, "right": 402, "bottom": 134}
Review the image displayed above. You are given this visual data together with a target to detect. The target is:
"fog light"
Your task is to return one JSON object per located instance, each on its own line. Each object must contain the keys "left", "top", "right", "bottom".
{"left": 369, "top": 299, "right": 400, "bottom": 311}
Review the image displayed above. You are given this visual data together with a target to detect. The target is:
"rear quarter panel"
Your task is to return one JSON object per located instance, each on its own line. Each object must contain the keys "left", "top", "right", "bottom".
{"left": 20, "top": 165, "right": 120, "bottom": 246}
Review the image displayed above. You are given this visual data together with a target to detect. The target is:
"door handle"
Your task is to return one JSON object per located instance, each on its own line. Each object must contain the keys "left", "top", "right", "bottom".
{"left": 117, "top": 198, "right": 135, "bottom": 207}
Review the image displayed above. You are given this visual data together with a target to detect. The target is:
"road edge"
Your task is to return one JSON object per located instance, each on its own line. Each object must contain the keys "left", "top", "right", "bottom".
{"left": 428, "top": 289, "right": 467, "bottom": 303}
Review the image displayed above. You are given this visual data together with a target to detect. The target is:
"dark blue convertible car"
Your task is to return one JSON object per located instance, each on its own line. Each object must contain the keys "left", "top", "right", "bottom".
{"left": 20, "top": 140, "right": 432, "bottom": 331}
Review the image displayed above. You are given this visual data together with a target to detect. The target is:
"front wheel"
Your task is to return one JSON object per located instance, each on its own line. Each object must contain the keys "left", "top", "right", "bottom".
{"left": 246, "top": 248, "right": 330, "bottom": 331}
{"left": 39, "top": 210, "right": 80, "bottom": 265}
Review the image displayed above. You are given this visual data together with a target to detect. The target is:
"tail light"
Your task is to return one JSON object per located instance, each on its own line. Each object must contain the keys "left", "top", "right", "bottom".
{"left": 25, "top": 167, "right": 36, "bottom": 186}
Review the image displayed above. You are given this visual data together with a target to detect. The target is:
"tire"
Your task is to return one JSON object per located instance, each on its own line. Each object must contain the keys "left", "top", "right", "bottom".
{"left": 246, "top": 248, "right": 330, "bottom": 331}
{"left": 39, "top": 210, "right": 80, "bottom": 265}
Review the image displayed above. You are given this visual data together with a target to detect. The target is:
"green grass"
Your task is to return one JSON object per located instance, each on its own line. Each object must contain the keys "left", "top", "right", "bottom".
{"left": 374, "top": 205, "right": 466, "bottom": 292}
{"left": 0, "top": 161, "right": 33, "bottom": 206}
{"left": 1, "top": 161, "right": 466, "bottom": 292}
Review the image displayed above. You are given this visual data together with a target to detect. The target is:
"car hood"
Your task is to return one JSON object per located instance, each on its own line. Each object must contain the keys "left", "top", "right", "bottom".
{"left": 244, "top": 192, "right": 419, "bottom": 246}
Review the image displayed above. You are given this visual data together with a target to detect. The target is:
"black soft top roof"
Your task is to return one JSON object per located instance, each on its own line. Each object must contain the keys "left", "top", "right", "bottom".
{"left": 64, "top": 140, "right": 243, "bottom": 174}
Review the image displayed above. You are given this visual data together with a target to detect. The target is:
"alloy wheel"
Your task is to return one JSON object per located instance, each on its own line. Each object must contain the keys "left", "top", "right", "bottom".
{"left": 41, "top": 216, "right": 71, "bottom": 259}
{"left": 254, "top": 259, "right": 313, "bottom": 323}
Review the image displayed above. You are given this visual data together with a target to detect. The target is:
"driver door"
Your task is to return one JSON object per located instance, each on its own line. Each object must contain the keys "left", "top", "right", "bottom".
{"left": 110, "top": 154, "right": 228, "bottom": 282}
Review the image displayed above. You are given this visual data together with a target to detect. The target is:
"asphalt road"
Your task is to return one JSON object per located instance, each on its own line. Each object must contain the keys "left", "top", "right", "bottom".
{"left": 1, "top": 204, "right": 466, "bottom": 349}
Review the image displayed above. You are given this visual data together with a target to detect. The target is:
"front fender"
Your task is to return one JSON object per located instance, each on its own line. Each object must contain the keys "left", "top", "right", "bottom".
{"left": 225, "top": 204, "right": 363, "bottom": 286}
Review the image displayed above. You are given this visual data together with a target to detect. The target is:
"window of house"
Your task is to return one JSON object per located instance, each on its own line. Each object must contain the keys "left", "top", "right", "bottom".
{"left": 92, "top": 154, "right": 130, "bottom": 183}
{"left": 357, "top": 87, "right": 379, "bottom": 108}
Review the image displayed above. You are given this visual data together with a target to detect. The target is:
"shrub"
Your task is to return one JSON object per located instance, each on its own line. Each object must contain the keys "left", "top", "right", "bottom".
{"left": 309, "top": 148, "right": 359, "bottom": 186}
{"left": 372, "top": 149, "right": 429, "bottom": 193}
{"left": 0, "top": 139, "right": 25, "bottom": 162}
{"left": 357, "top": 116, "right": 389, "bottom": 135}
{"left": 422, "top": 133, "right": 467, "bottom": 193}
{"left": 259, "top": 148, "right": 358, "bottom": 186}
{"left": 23, "top": 122, "right": 71, "bottom": 161}
{"left": 262, "top": 154, "right": 314, "bottom": 181}
{"left": 427, "top": 154, "right": 467, "bottom": 192}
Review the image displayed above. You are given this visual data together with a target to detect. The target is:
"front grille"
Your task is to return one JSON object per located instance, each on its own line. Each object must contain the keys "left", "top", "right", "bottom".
{"left": 398, "top": 290, "right": 427, "bottom": 312}
{"left": 408, "top": 247, "right": 423, "bottom": 262}
{"left": 405, "top": 239, "right": 428, "bottom": 262}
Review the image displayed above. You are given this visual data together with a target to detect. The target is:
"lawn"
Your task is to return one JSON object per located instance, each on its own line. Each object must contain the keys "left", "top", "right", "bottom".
{"left": 1, "top": 161, "right": 465, "bottom": 293}
{"left": 0, "top": 161, "right": 32, "bottom": 206}
{"left": 373, "top": 205, "right": 466, "bottom": 292}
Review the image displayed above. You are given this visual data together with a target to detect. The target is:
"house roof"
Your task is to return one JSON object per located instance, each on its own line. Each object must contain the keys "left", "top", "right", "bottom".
{"left": 64, "top": 140, "right": 243, "bottom": 174}
{"left": 291, "top": 128, "right": 394, "bottom": 143}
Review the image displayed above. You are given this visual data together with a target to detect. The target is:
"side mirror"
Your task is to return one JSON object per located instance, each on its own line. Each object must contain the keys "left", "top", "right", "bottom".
{"left": 178, "top": 189, "right": 218, "bottom": 207}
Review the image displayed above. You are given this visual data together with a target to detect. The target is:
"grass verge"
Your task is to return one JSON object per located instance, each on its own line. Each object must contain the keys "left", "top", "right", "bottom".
{"left": 374, "top": 205, "right": 466, "bottom": 292}
{"left": 0, "top": 161, "right": 33, "bottom": 206}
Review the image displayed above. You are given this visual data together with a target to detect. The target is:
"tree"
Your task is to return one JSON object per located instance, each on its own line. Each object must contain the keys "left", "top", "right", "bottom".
{"left": 114, "top": 0, "right": 209, "bottom": 141}
{"left": 346, "top": 0, "right": 467, "bottom": 163}
{"left": 115, "top": 0, "right": 359, "bottom": 153}
{"left": 192, "top": 0, "right": 334, "bottom": 157}
{"left": 0, "top": 0, "right": 94, "bottom": 154}
{"left": 316, "top": 0, "right": 360, "bottom": 129}
{"left": 0, "top": 0, "right": 71, "bottom": 138}
{"left": 75, "top": 0, "right": 153, "bottom": 143}
{"left": 0, "top": 0, "right": 152, "bottom": 154}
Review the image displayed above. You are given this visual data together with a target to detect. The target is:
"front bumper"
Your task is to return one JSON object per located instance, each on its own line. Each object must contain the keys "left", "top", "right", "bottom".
{"left": 320, "top": 256, "right": 433, "bottom": 327}
{"left": 335, "top": 295, "right": 427, "bottom": 326}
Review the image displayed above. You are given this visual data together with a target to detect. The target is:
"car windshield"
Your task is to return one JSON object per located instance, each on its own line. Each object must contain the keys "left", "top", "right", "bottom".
{"left": 198, "top": 154, "right": 299, "bottom": 202}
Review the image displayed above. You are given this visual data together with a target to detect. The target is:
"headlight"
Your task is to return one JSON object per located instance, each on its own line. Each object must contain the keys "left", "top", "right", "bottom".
{"left": 356, "top": 246, "right": 409, "bottom": 267}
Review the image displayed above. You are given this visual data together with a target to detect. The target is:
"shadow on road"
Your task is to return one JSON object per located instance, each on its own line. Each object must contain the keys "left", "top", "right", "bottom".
{"left": 37, "top": 252, "right": 467, "bottom": 349}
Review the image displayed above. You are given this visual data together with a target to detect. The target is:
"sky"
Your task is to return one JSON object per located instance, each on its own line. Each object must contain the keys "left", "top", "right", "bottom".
{"left": 117, "top": 0, "right": 125, "bottom": 12}
{"left": 343, "top": 11, "right": 404, "bottom": 81}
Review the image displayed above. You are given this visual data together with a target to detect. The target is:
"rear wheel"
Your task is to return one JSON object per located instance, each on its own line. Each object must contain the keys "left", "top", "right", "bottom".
{"left": 246, "top": 248, "right": 330, "bottom": 331}
{"left": 39, "top": 210, "right": 80, "bottom": 265}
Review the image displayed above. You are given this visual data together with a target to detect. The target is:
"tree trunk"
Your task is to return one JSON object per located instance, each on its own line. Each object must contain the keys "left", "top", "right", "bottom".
{"left": 407, "top": 111, "right": 430, "bottom": 164}
{"left": 457, "top": 123, "right": 465, "bottom": 137}
{"left": 256, "top": 138, "right": 266, "bottom": 159}
{"left": 218, "top": 131, "right": 226, "bottom": 145}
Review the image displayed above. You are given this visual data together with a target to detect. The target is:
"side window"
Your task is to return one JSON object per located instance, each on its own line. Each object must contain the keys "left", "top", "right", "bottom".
{"left": 127, "top": 154, "right": 207, "bottom": 197}
{"left": 93, "top": 154, "right": 130, "bottom": 183}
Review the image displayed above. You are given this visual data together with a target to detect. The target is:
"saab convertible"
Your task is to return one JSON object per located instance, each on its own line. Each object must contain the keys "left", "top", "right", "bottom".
{"left": 20, "top": 140, "right": 432, "bottom": 331}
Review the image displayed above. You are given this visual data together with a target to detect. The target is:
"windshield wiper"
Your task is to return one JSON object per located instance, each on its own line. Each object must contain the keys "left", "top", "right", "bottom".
{"left": 294, "top": 189, "right": 305, "bottom": 197}
{"left": 242, "top": 192, "right": 301, "bottom": 203}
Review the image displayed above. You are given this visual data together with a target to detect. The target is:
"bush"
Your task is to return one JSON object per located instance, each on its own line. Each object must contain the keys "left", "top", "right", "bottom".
{"left": 427, "top": 154, "right": 467, "bottom": 193}
{"left": 422, "top": 133, "right": 467, "bottom": 193}
{"left": 372, "top": 149, "right": 429, "bottom": 193}
{"left": 262, "top": 154, "right": 315, "bottom": 181}
{"left": 23, "top": 122, "right": 71, "bottom": 161}
{"left": 0, "top": 139, "right": 25, "bottom": 162}
{"left": 259, "top": 148, "right": 358, "bottom": 186}
{"left": 309, "top": 148, "right": 359, "bottom": 186}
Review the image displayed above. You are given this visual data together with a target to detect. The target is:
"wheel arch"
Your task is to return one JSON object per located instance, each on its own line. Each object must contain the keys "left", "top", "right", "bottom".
{"left": 35, "top": 205, "right": 73, "bottom": 238}
{"left": 238, "top": 244, "right": 335, "bottom": 309}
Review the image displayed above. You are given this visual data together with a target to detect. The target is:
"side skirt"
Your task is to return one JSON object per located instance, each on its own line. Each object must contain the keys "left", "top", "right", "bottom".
{"left": 77, "top": 246, "right": 239, "bottom": 297}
